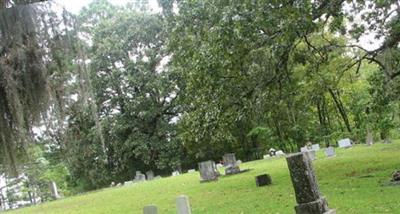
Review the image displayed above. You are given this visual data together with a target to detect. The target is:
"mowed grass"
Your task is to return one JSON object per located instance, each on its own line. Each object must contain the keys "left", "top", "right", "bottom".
{"left": 9, "top": 141, "right": 400, "bottom": 214}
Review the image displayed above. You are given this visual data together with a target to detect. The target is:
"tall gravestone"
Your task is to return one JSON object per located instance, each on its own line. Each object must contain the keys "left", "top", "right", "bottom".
{"left": 143, "top": 205, "right": 158, "bottom": 214}
{"left": 135, "top": 171, "right": 146, "bottom": 182}
{"left": 198, "top": 160, "right": 218, "bottom": 182}
{"left": 176, "top": 195, "right": 192, "bottom": 214}
{"left": 49, "top": 181, "right": 60, "bottom": 199}
{"left": 146, "top": 171, "right": 154, "bottom": 180}
{"left": 223, "top": 153, "right": 240, "bottom": 175}
{"left": 366, "top": 129, "right": 374, "bottom": 146}
{"left": 286, "top": 153, "right": 335, "bottom": 214}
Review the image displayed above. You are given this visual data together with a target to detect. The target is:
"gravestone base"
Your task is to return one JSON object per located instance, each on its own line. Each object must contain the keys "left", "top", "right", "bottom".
{"left": 255, "top": 174, "right": 272, "bottom": 187}
{"left": 295, "top": 197, "right": 336, "bottom": 214}
{"left": 224, "top": 165, "right": 241, "bottom": 175}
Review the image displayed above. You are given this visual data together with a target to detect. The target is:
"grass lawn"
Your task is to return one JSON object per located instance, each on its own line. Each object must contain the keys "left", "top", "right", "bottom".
{"left": 8, "top": 141, "right": 400, "bottom": 214}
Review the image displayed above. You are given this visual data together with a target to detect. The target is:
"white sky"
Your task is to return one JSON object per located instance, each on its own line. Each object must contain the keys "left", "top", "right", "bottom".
{"left": 54, "top": 0, "right": 160, "bottom": 14}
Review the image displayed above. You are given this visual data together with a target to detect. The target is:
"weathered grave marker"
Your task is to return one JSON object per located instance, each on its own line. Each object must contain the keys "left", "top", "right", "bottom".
{"left": 338, "top": 138, "right": 352, "bottom": 148}
{"left": 223, "top": 153, "right": 240, "bottom": 175}
{"left": 276, "top": 150, "right": 285, "bottom": 157}
{"left": 366, "top": 129, "right": 374, "bottom": 146}
{"left": 255, "top": 174, "right": 272, "bottom": 187}
{"left": 286, "top": 153, "right": 335, "bottom": 214}
{"left": 198, "top": 160, "right": 218, "bottom": 182}
{"left": 172, "top": 171, "right": 180, "bottom": 176}
{"left": 306, "top": 150, "right": 317, "bottom": 161}
{"left": 146, "top": 170, "right": 154, "bottom": 180}
{"left": 143, "top": 205, "right": 158, "bottom": 214}
{"left": 311, "top": 144, "right": 320, "bottom": 151}
{"left": 300, "top": 147, "right": 308, "bottom": 152}
{"left": 135, "top": 171, "right": 146, "bottom": 182}
{"left": 49, "top": 181, "right": 60, "bottom": 199}
{"left": 176, "top": 195, "right": 192, "bottom": 214}
{"left": 325, "top": 147, "right": 336, "bottom": 157}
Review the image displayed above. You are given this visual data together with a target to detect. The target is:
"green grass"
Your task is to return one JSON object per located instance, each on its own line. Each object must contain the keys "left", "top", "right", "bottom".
{"left": 9, "top": 141, "right": 400, "bottom": 214}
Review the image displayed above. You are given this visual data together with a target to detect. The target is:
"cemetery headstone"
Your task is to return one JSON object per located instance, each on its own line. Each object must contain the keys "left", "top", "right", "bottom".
{"left": 176, "top": 195, "right": 192, "bottom": 214}
{"left": 269, "top": 148, "right": 276, "bottom": 156}
{"left": 366, "top": 130, "right": 373, "bottom": 146}
{"left": 300, "top": 147, "right": 308, "bottom": 152}
{"left": 198, "top": 160, "right": 219, "bottom": 182}
{"left": 325, "top": 147, "right": 336, "bottom": 157}
{"left": 255, "top": 174, "right": 272, "bottom": 187}
{"left": 338, "top": 138, "right": 352, "bottom": 148}
{"left": 172, "top": 171, "right": 180, "bottom": 176}
{"left": 306, "top": 150, "right": 316, "bottom": 161}
{"left": 49, "top": 181, "right": 60, "bottom": 199}
{"left": 276, "top": 150, "right": 285, "bottom": 157}
{"left": 311, "top": 144, "right": 320, "bottom": 151}
{"left": 223, "top": 153, "right": 240, "bottom": 175}
{"left": 146, "top": 170, "right": 155, "bottom": 180}
{"left": 135, "top": 171, "right": 146, "bottom": 182}
{"left": 188, "top": 169, "right": 196, "bottom": 173}
{"left": 236, "top": 160, "right": 242, "bottom": 164}
{"left": 143, "top": 205, "right": 158, "bottom": 214}
{"left": 286, "top": 153, "right": 335, "bottom": 214}
{"left": 263, "top": 154, "right": 271, "bottom": 160}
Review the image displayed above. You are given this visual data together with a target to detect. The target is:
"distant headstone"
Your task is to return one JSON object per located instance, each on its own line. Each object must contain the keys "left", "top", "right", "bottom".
{"left": 223, "top": 153, "right": 240, "bottom": 175}
{"left": 216, "top": 163, "right": 224, "bottom": 169}
{"left": 338, "top": 138, "right": 352, "bottom": 148}
{"left": 286, "top": 153, "right": 336, "bottom": 214}
{"left": 276, "top": 150, "right": 285, "bottom": 157}
{"left": 255, "top": 174, "right": 272, "bottom": 187}
{"left": 135, "top": 172, "right": 146, "bottom": 182}
{"left": 305, "top": 150, "right": 316, "bottom": 161}
{"left": 263, "top": 154, "right": 271, "bottom": 159}
{"left": 269, "top": 148, "right": 276, "bottom": 156}
{"left": 143, "top": 205, "right": 158, "bottom": 214}
{"left": 146, "top": 171, "right": 155, "bottom": 180}
{"left": 110, "top": 181, "right": 115, "bottom": 187}
{"left": 311, "top": 144, "right": 320, "bottom": 151}
{"left": 325, "top": 147, "right": 336, "bottom": 157}
{"left": 188, "top": 169, "right": 196, "bottom": 173}
{"left": 236, "top": 160, "right": 242, "bottom": 165}
{"left": 366, "top": 130, "right": 373, "bottom": 146}
{"left": 198, "top": 160, "right": 219, "bottom": 182}
{"left": 124, "top": 181, "right": 134, "bottom": 186}
{"left": 176, "top": 195, "right": 192, "bottom": 214}
{"left": 300, "top": 147, "right": 308, "bottom": 152}
{"left": 49, "top": 181, "right": 60, "bottom": 199}
{"left": 172, "top": 171, "right": 180, "bottom": 176}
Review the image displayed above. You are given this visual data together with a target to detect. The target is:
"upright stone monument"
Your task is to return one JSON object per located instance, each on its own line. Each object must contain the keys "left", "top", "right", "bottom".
{"left": 143, "top": 205, "right": 158, "bottom": 214}
{"left": 176, "top": 195, "right": 192, "bottom": 214}
{"left": 325, "top": 147, "right": 336, "bottom": 157}
{"left": 286, "top": 153, "right": 335, "bottom": 214}
{"left": 198, "top": 160, "right": 218, "bottom": 182}
{"left": 311, "top": 144, "right": 320, "bottom": 151}
{"left": 366, "top": 129, "right": 374, "bottom": 146}
{"left": 305, "top": 150, "right": 317, "bottom": 161}
{"left": 135, "top": 171, "right": 146, "bottom": 182}
{"left": 223, "top": 153, "right": 240, "bottom": 175}
{"left": 49, "top": 181, "right": 60, "bottom": 199}
{"left": 146, "top": 170, "right": 154, "bottom": 180}
{"left": 338, "top": 138, "right": 352, "bottom": 148}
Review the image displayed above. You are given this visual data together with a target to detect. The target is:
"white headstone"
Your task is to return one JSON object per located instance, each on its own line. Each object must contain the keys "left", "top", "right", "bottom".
{"left": 305, "top": 150, "right": 316, "bottom": 161}
{"left": 176, "top": 195, "right": 192, "bottom": 214}
{"left": 143, "top": 205, "right": 158, "bottom": 214}
{"left": 325, "top": 147, "right": 336, "bottom": 157}
{"left": 338, "top": 138, "right": 352, "bottom": 148}
{"left": 311, "top": 144, "right": 320, "bottom": 151}
{"left": 216, "top": 163, "right": 223, "bottom": 169}
{"left": 276, "top": 150, "right": 285, "bottom": 157}
{"left": 188, "top": 169, "right": 196, "bottom": 173}
{"left": 300, "top": 147, "right": 308, "bottom": 152}
{"left": 236, "top": 160, "right": 242, "bottom": 164}
{"left": 49, "top": 181, "right": 60, "bottom": 199}
{"left": 263, "top": 154, "right": 271, "bottom": 159}
{"left": 172, "top": 171, "right": 180, "bottom": 176}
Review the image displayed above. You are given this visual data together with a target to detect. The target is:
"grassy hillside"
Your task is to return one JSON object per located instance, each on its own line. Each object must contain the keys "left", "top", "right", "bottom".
{"left": 8, "top": 141, "right": 400, "bottom": 214}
